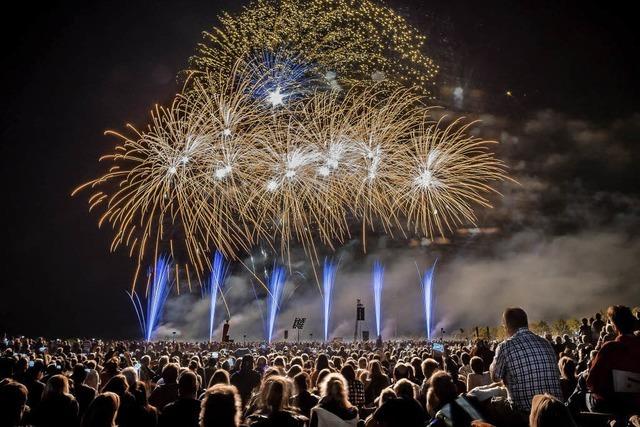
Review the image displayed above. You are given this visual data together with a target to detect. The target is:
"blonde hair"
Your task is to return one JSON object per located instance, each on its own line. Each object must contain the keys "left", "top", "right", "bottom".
{"left": 529, "top": 394, "right": 577, "bottom": 427}
{"left": 320, "top": 373, "right": 352, "bottom": 408}
{"left": 200, "top": 384, "right": 241, "bottom": 427}
{"left": 258, "top": 375, "right": 293, "bottom": 413}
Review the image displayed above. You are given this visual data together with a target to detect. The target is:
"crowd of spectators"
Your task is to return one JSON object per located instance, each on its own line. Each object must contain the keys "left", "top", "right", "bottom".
{"left": 0, "top": 305, "right": 638, "bottom": 427}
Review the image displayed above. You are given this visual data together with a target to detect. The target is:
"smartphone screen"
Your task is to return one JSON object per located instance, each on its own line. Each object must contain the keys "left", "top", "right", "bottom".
{"left": 432, "top": 343, "right": 444, "bottom": 353}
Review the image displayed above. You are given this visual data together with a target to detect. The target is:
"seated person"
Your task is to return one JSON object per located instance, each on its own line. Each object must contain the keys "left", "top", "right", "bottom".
{"left": 488, "top": 307, "right": 562, "bottom": 427}
{"left": 586, "top": 305, "right": 640, "bottom": 414}
{"left": 466, "top": 357, "right": 491, "bottom": 391}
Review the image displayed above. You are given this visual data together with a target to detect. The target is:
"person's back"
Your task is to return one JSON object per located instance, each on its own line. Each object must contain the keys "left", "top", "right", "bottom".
{"left": 128, "top": 381, "right": 157, "bottom": 427}
{"left": 466, "top": 372, "right": 491, "bottom": 390}
{"left": 149, "top": 364, "right": 179, "bottom": 413}
{"left": 200, "top": 384, "right": 241, "bottom": 427}
{"left": 373, "top": 396, "right": 425, "bottom": 427}
{"left": 364, "top": 361, "right": 389, "bottom": 405}
{"left": 490, "top": 308, "right": 562, "bottom": 413}
{"left": 592, "top": 313, "right": 605, "bottom": 341}
{"left": 310, "top": 373, "right": 358, "bottom": 427}
{"left": 586, "top": 305, "right": 640, "bottom": 414}
{"left": 23, "top": 363, "right": 46, "bottom": 413}
{"left": 247, "top": 376, "right": 306, "bottom": 427}
{"left": 81, "top": 392, "right": 119, "bottom": 427}
{"left": 159, "top": 397, "right": 200, "bottom": 427}
{"left": 159, "top": 371, "right": 200, "bottom": 427}
{"left": 36, "top": 389, "right": 80, "bottom": 427}
{"left": 249, "top": 410, "right": 307, "bottom": 427}
{"left": 102, "top": 374, "right": 137, "bottom": 427}
{"left": 372, "top": 379, "right": 426, "bottom": 427}
{"left": 34, "top": 375, "right": 79, "bottom": 427}
{"left": 71, "top": 364, "right": 97, "bottom": 418}
{"left": 0, "top": 379, "right": 29, "bottom": 427}
{"left": 230, "top": 356, "right": 261, "bottom": 406}
{"left": 311, "top": 404, "right": 358, "bottom": 427}
{"left": 293, "top": 372, "right": 319, "bottom": 419}
{"left": 74, "top": 382, "right": 97, "bottom": 416}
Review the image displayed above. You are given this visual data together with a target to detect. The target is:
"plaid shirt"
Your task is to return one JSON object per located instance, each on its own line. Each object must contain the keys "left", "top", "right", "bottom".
{"left": 490, "top": 327, "right": 562, "bottom": 411}
{"left": 348, "top": 379, "right": 366, "bottom": 406}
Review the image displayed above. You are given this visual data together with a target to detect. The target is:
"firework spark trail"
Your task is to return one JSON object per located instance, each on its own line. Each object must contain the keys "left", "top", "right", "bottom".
{"left": 146, "top": 256, "right": 172, "bottom": 341}
{"left": 127, "top": 291, "right": 146, "bottom": 339}
{"left": 206, "top": 251, "right": 230, "bottom": 343}
{"left": 372, "top": 261, "right": 384, "bottom": 338}
{"left": 421, "top": 259, "right": 438, "bottom": 340}
{"left": 322, "top": 258, "right": 338, "bottom": 341}
{"left": 266, "top": 265, "right": 287, "bottom": 343}
{"left": 127, "top": 255, "right": 173, "bottom": 341}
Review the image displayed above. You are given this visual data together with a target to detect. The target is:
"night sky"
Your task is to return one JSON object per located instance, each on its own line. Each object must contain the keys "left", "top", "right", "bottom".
{"left": 1, "top": 0, "right": 638, "bottom": 338}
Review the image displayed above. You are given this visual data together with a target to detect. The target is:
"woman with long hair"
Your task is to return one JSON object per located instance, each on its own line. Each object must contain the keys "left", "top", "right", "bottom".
{"left": 200, "top": 384, "right": 242, "bottom": 427}
{"left": 364, "top": 360, "right": 390, "bottom": 405}
{"left": 530, "top": 393, "right": 577, "bottom": 427}
{"left": 311, "top": 354, "right": 331, "bottom": 387}
{"left": 34, "top": 374, "right": 79, "bottom": 427}
{"left": 102, "top": 374, "right": 137, "bottom": 427}
{"left": 81, "top": 392, "right": 120, "bottom": 427}
{"left": 558, "top": 357, "right": 578, "bottom": 401}
{"left": 129, "top": 381, "right": 158, "bottom": 427}
{"left": 310, "top": 373, "right": 358, "bottom": 427}
{"left": 340, "top": 364, "right": 365, "bottom": 407}
{"left": 246, "top": 375, "right": 306, "bottom": 427}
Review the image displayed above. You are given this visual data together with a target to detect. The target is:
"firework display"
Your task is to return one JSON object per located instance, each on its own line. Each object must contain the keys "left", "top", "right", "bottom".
{"left": 266, "top": 265, "right": 287, "bottom": 343}
{"left": 74, "top": 0, "right": 507, "bottom": 293}
{"left": 205, "top": 251, "right": 230, "bottom": 343}
{"left": 372, "top": 260, "right": 384, "bottom": 338}
{"left": 322, "top": 258, "right": 338, "bottom": 341}
{"left": 420, "top": 259, "right": 437, "bottom": 340}
{"left": 190, "top": 0, "right": 439, "bottom": 97}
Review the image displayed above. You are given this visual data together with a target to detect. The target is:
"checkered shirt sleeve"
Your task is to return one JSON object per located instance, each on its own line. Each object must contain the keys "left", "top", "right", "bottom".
{"left": 490, "top": 328, "right": 563, "bottom": 411}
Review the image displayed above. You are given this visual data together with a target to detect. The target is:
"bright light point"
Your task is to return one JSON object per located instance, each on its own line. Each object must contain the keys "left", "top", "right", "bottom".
{"left": 414, "top": 169, "right": 442, "bottom": 190}
{"left": 371, "top": 70, "right": 386, "bottom": 82}
{"left": 267, "top": 87, "right": 285, "bottom": 106}
{"left": 285, "top": 169, "right": 296, "bottom": 179}
{"left": 266, "top": 180, "right": 279, "bottom": 192}
{"left": 214, "top": 165, "right": 232, "bottom": 180}
{"left": 222, "top": 128, "right": 232, "bottom": 137}
{"left": 506, "top": 90, "right": 513, "bottom": 96}
{"left": 453, "top": 86, "right": 464, "bottom": 97}
{"left": 181, "top": 156, "right": 189, "bottom": 164}
{"left": 318, "top": 166, "right": 331, "bottom": 177}
{"left": 168, "top": 166, "right": 177, "bottom": 175}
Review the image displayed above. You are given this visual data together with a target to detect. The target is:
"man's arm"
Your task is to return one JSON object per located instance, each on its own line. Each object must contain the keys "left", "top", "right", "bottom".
{"left": 489, "top": 342, "right": 507, "bottom": 383}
